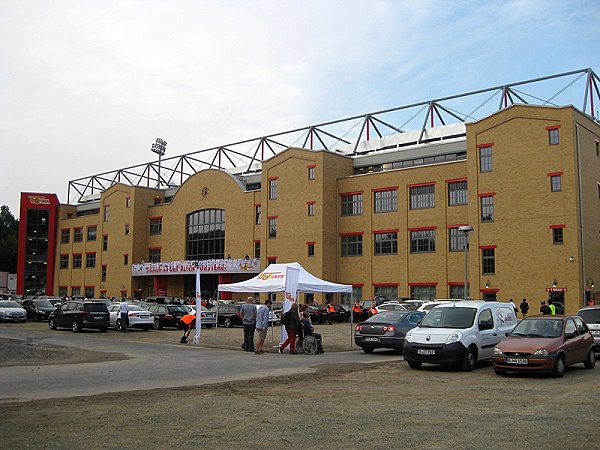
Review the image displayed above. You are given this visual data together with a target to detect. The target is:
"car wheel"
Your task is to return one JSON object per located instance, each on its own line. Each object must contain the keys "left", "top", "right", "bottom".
{"left": 49, "top": 318, "right": 57, "bottom": 330}
{"left": 552, "top": 355, "right": 565, "bottom": 378}
{"left": 72, "top": 320, "right": 81, "bottom": 333}
{"left": 153, "top": 318, "right": 162, "bottom": 330}
{"left": 407, "top": 360, "right": 422, "bottom": 369}
{"left": 361, "top": 346, "right": 374, "bottom": 354}
{"left": 116, "top": 319, "right": 123, "bottom": 331}
{"left": 460, "top": 346, "right": 477, "bottom": 372}
{"left": 223, "top": 317, "right": 232, "bottom": 328}
{"left": 584, "top": 349, "right": 596, "bottom": 369}
{"left": 493, "top": 367, "right": 507, "bottom": 376}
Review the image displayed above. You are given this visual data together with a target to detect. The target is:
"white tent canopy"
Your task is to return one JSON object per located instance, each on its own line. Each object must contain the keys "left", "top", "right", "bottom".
{"left": 218, "top": 262, "right": 352, "bottom": 293}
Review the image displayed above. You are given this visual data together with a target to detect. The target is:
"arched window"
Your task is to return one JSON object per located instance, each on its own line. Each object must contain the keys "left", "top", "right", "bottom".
{"left": 186, "top": 209, "right": 225, "bottom": 260}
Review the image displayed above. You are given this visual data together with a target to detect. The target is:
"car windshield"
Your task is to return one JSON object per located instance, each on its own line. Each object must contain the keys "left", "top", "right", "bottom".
{"left": 578, "top": 309, "right": 600, "bottom": 324}
{"left": 419, "top": 307, "right": 477, "bottom": 329}
{"left": 0, "top": 301, "right": 21, "bottom": 308}
{"left": 129, "top": 305, "right": 147, "bottom": 311}
{"left": 511, "top": 319, "right": 563, "bottom": 338}
{"left": 34, "top": 300, "right": 54, "bottom": 307}
{"left": 83, "top": 303, "right": 107, "bottom": 312}
{"left": 365, "top": 311, "right": 407, "bottom": 322}
{"left": 168, "top": 306, "right": 188, "bottom": 313}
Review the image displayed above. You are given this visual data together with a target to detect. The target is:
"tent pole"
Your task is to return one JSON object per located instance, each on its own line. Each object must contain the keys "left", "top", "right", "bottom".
{"left": 350, "top": 293, "right": 354, "bottom": 349}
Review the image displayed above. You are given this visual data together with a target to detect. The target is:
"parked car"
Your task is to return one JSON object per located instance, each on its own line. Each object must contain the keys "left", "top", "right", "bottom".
{"left": 21, "top": 299, "right": 56, "bottom": 321}
{"left": 404, "top": 301, "right": 518, "bottom": 371}
{"left": 491, "top": 315, "right": 595, "bottom": 377}
{"left": 0, "top": 300, "right": 27, "bottom": 322}
{"left": 48, "top": 300, "right": 110, "bottom": 332}
{"left": 355, "top": 310, "right": 426, "bottom": 353}
{"left": 306, "top": 304, "right": 349, "bottom": 324}
{"left": 416, "top": 299, "right": 464, "bottom": 312}
{"left": 46, "top": 297, "right": 63, "bottom": 308}
{"left": 375, "top": 301, "right": 415, "bottom": 313}
{"left": 145, "top": 304, "right": 188, "bottom": 329}
{"left": 182, "top": 305, "right": 217, "bottom": 327}
{"left": 577, "top": 305, "right": 600, "bottom": 350}
{"left": 211, "top": 302, "right": 243, "bottom": 328}
{"left": 107, "top": 303, "right": 154, "bottom": 331}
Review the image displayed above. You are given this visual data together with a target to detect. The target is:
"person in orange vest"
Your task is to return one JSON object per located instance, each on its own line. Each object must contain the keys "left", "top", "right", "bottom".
{"left": 352, "top": 300, "right": 363, "bottom": 323}
{"left": 179, "top": 313, "right": 196, "bottom": 343}
{"left": 326, "top": 301, "right": 335, "bottom": 325}
{"left": 368, "top": 303, "right": 379, "bottom": 317}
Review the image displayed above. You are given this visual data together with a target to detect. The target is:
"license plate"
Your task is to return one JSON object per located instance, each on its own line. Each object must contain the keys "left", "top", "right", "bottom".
{"left": 505, "top": 357, "right": 528, "bottom": 364}
{"left": 591, "top": 330, "right": 600, "bottom": 335}
{"left": 139, "top": 315, "right": 150, "bottom": 319}
{"left": 417, "top": 349, "right": 435, "bottom": 355}
{"left": 364, "top": 337, "right": 379, "bottom": 342}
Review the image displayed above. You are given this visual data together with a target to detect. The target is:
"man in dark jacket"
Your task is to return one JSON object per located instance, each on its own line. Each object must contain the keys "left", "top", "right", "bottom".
{"left": 519, "top": 298, "right": 529, "bottom": 318}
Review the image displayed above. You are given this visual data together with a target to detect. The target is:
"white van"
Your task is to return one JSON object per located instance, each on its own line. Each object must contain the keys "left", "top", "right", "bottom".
{"left": 403, "top": 301, "right": 517, "bottom": 371}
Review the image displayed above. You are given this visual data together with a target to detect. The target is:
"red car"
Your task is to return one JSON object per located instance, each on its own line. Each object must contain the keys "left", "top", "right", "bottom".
{"left": 492, "top": 315, "right": 595, "bottom": 378}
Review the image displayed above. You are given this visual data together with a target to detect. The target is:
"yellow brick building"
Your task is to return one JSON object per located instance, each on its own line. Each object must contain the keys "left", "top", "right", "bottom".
{"left": 49, "top": 105, "right": 599, "bottom": 314}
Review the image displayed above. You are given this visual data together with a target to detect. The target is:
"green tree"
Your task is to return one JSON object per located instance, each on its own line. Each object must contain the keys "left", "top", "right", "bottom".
{"left": 0, "top": 205, "right": 19, "bottom": 272}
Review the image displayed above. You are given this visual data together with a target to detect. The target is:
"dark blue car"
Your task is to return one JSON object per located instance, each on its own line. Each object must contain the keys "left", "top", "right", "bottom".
{"left": 354, "top": 310, "right": 425, "bottom": 353}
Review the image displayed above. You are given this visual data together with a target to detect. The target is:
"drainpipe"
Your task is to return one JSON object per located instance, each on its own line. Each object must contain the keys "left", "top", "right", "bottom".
{"left": 575, "top": 123, "right": 586, "bottom": 308}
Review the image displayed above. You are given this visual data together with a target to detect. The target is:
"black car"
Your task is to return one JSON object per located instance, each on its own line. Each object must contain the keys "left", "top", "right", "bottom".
{"left": 211, "top": 302, "right": 243, "bottom": 328}
{"left": 49, "top": 301, "right": 110, "bottom": 332}
{"left": 354, "top": 310, "right": 425, "bottom": 353}
{"left": 307, "top": 304, "right": 350, "bottom": 324}
{"left": 146, "top": 304, "right": 188, "bottom": 329}
{"left": 21, "top": 299, "right": 56, "bottom": 321}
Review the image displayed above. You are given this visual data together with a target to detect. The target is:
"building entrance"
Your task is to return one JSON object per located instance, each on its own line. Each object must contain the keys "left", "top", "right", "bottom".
{"left": 184, "top": 274, "right": 219, "bottom": 300}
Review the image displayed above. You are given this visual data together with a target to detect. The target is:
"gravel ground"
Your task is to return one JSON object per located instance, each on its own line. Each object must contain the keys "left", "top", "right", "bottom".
{"left": 0, "top": 322, "right": 598, "bottom": 449}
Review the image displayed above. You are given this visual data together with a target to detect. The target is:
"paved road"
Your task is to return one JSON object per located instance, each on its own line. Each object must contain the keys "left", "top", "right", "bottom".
{"left": 0, "top": 326, "right": 400, "bottom": 402}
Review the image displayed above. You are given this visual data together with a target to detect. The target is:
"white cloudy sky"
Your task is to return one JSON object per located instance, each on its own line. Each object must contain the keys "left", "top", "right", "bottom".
{"left": 1, "top": 0, "right": 599, "bottom": 215}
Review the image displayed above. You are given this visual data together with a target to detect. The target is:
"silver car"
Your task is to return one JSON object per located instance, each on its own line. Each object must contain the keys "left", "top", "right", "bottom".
{"left": 107, "top": 303, "right": 154, "bottom": 331}
{"left": 182, "top": 305, "right": 217, "bottom": 327}
{"left": 577, "top": 306, "right": 600, "bottom": 351}
{"left": 0, "top": 300, "right": 27, "bottom": 322}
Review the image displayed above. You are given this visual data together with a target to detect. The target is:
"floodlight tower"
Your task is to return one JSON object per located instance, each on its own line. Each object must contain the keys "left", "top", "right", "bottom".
{"left": 151, "top": 138, "right": 167, "bottom": 188}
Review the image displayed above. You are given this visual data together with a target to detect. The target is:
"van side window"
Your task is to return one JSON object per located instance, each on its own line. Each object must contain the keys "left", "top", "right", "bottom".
{"left": 478, "top": 309, "right": 494, "bottom": 330}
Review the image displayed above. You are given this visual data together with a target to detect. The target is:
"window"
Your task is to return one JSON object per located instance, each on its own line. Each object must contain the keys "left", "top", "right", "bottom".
{"left": 104, "top": 205, "right": 110, "bottom": 222}
{"left": 448, "top": 181, "right": 468, "bottom": 206}
{"left": 58, "top": 286, "right": 67, "bottom": 298}
{"left": 479, "top": 146, "right": 492, "bottom": 173}
{"left": 341, "top": 234, "right": 363, "bottom": 256}
{"left": 374, "top": 189, "right": 397, "bottom": 213}
{"left": 101, "top": 265, "right": 107, "bottom": 283}
{"left": 59, "top": 254, "right": 69, "bottom": 269}
{"left": 449, "top": 227, "right": 467, "bottom": 252}
{"left": 552, "top": 226, "right": 564, "bottom": 245}
{"left": 125, "top": 224, "right": 130, "bottom": 235}
{"left": 269, "top": 178, "right": 278, "bottom": 200}
{"left": 341, "top": 193, "right": 363, "bottom": 216}
{"left": 85, "top": 286, "right": 95, "bottom": 298}
{"left": 87, "top": 226, "right": 97, "bottom": 241}
{"left": 550, "top": 175, "right": 562, "bottom": 192}
{"left": 149, "top": 217, "right": 162, "bottom": 235}
{"left": 548, "top": 127, "right": 560, "bottom": 145}
{"left": 72, "top": 254, "right": 82, "bottom": 269}
{"left": 61, "top": 229, "right": 70, "bottom": 244}
{"left": 449, "top": 284, "right": 467, "bottom": 299}
{"left": 308, "top": 166, "right": 315, "bottom": 180}
{"left": 71, "top": 286, "right": 81, "bottom": 297}
{"left": 73, "top": 228, "right": 83, "bottom": 243}
{"left": 255, "top": 204, "right": 261, "bottom": 225}
{"left": 482, "top": 248, "right": 495, "bottom": 275}
{"left": 267, "top": 257, "right": 277, "bottom": 266}
{"left": 268, "top": 217, "right": 277, "bottom": 238}
{"left": 254, "top": 240, "right": 261, "bottom": 259}
{"left": 86, "top": 252, "right": 96, "bottom": 268}
{"left": 307, "top": 202, "right": 315, "bottom": 216}
{"left": 410, "top": 229, "right": 436, "bottom": 253}
{"left": 481, "top": 195, "right": 494, "bottom": 222}
{"left": 186, "top": 209, "right": 225, "bottom": 260}
{"left": 374, "top": 232, "right": 398, "bottom": 255}
{"left": 410, "top": 285, "right": 436, "bottom": 300}
{"left": 148, "top": 248, "right": 161, "bottom": 263}
{"left": 123, "top": 254, "right": 129, "bottom": 265}
{"left": 410, "top": 185, "right": 435, "bottom": 209}
{"left": 374, "top": 285, "right": 398, "bottom": 299}
{"left": 126, "top": 197, "right": 131, "bottom": 208}
{"left": 103, "top": 234, "right": 108, "bottom": 251}
{"left": 307, "top": 242, "right": 315, "bottom": 257}
{"left": 342, "top": 286, "right": 363, "bottom": 304}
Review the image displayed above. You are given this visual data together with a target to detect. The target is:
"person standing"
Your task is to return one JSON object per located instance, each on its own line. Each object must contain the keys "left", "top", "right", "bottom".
{"left": 519, "top": 298, "right": 529, "bottom": 318}
{"left": 352, "top": 300, "right": 363, "bottom": 323}
{"left": 548, "top": 299, "right": 556, "bottom": 315}
{"left": 279, "top": 303, "right": 300, "bottom": 354}
{"left": 240, "top": 296, "right": 257, "bottom": 352}
{"left": 326, "top": 300, "right": 335, "bottom": 325}
{"left": 119, "top": 299, "right": 129, "bottom": 332}
{"left": 254, "top": 299, "right": 272, "bottom": 354}
{"left": 540, "top": 300, "right": 551, "bottom": 315}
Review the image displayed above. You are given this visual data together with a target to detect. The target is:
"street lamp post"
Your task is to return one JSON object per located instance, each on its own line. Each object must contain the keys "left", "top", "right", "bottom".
{"left": 151, "top": 138, "right": 167, "bottom": 188}
{"left": 459, "top": 225, "right": 474, "bottom": 300}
